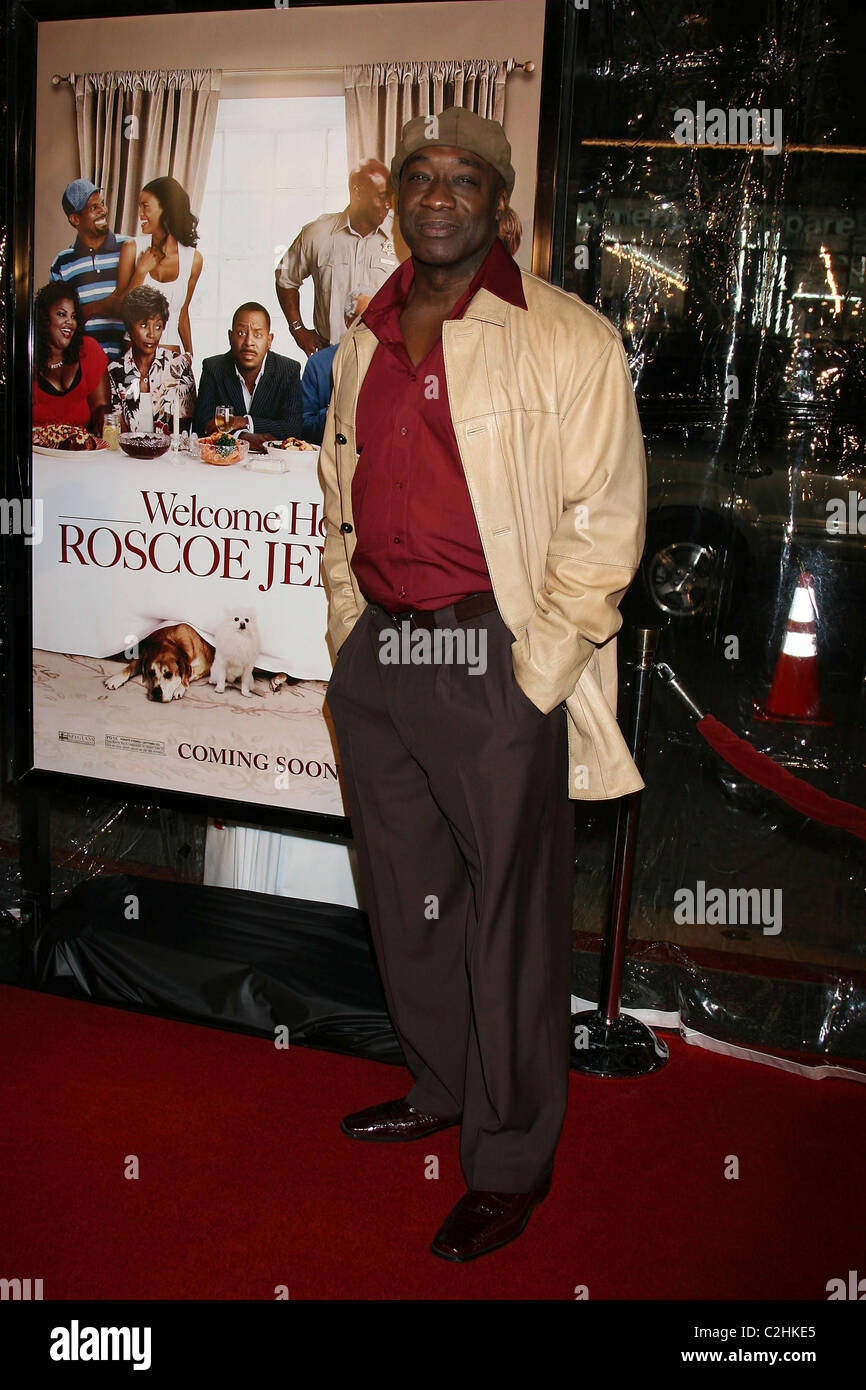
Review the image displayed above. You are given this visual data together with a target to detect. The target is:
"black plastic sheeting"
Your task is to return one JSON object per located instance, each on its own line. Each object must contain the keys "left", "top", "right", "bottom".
{"left": 29, "top": 871, "right": 866, "bottom": 1065}
{"left": 32, "top": 875, "right": 404, "bottom": 1064}
{"left": 573, "top": 935, "right": 866, "bottom": 1063}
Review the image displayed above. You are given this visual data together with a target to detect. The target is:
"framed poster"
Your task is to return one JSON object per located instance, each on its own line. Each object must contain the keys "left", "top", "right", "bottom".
{"left": 4, "top": 0, "right": 552, "bottom": 833}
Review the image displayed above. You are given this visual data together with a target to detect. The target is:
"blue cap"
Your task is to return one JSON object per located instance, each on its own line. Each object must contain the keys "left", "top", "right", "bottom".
{"left": 62, "top": 179, "right": 101, "bottom": 216}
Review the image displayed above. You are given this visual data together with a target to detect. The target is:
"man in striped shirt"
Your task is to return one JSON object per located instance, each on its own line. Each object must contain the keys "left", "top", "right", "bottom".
{"left": 49, "top": 179, "right": 135, "bottom": 362}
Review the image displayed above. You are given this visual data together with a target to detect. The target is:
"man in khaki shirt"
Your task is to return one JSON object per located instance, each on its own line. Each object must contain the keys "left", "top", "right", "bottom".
{"left": 275, "top": 158, "right": 399, "bottom": 356}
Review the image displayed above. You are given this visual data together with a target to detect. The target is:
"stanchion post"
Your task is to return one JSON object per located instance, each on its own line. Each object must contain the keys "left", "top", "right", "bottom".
{"left": 599, "top": 628, "right": 656, "bottom": 1025}
{"left": 571, "top": 626, "right": 669, "bottom": 1077}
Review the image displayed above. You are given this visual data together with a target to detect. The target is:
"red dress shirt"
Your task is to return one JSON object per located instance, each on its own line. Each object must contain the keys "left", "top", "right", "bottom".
{"left": 351, "top": 238, "right": 527, "bottom": 611}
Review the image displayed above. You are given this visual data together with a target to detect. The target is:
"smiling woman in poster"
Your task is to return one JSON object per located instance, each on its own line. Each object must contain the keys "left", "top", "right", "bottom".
{"left": 118, "top": 176, "right": 204, "bottom": 357}
{"left": 32, "top": 281, "right": 110, "bottom": 433}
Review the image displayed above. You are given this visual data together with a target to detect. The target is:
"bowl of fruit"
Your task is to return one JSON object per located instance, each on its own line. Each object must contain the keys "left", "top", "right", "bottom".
{"left": 118, "top": 431, "right": 172, "bottom": 460}
{"left": 194, "top": 431, "right": 250, "bottom": 466}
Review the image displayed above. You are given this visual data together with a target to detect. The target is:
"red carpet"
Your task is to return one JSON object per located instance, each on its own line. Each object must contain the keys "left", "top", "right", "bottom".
{"left": 1, "top": 983, "right": 863, "bottom": 1300}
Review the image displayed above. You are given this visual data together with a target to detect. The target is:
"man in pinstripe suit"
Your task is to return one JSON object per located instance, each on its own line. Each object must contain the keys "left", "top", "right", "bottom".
{"left": 192, "top": 302, "right": 303, "bottom": 447}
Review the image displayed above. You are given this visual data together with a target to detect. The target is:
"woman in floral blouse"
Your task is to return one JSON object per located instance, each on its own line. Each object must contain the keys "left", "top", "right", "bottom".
{"left": 109, "top": 285, "right": 196, "bottom": 432}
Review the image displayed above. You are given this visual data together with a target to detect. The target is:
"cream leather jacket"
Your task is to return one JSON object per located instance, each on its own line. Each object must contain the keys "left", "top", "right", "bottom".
{"left": 318, "top": 269, "right": 648, "bottom": 800}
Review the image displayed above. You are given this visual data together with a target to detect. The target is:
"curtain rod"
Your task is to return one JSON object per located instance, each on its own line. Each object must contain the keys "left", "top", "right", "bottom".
{"left": 52, "top": 60, "right": 535, "bottom": 84}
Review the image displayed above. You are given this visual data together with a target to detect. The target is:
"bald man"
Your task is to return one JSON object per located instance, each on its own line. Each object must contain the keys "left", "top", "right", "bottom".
{"left": 276, "top": 158, "right": 399, "bottom": 356}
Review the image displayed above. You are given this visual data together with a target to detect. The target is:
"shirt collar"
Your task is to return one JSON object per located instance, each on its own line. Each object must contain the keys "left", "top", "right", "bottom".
{"left": 72, "top": 230, "right": 121, "bottom": 256}
{"left": 361, "top": 237, "right": 526, "bottom": 343}
{"left": 341, "top": 206, "right": 394, "bottom": 240}
{"left": 122, "top": 345, "right": 169, "bottom": 377}
{"left": 235, "top": 351, "right": 268, "bottom": 391}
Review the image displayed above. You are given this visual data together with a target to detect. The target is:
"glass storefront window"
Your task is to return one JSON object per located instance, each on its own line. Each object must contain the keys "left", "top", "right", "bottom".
{"left": 550, "top": 0, "right": 866, "bottom": 1047}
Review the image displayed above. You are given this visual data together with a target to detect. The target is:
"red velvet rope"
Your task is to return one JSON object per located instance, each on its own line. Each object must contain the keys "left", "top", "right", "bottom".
{"left": 696, "top": 714, "right": 866, "bottom": 842}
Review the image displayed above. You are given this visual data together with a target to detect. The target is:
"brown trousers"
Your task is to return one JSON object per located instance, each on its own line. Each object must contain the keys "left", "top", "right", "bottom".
{"left": 325, "top": 599, "right": 575, "bottom": 1191}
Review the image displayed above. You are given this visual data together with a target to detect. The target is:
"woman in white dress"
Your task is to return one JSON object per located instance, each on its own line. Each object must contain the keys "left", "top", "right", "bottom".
{"left": 118, "top": 176, "right": 203, "bottom": 357}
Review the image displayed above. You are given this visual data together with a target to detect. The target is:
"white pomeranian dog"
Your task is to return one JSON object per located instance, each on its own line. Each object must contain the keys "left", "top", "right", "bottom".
{"left": 209, "top": 609, "right": 261, "bottom": 697}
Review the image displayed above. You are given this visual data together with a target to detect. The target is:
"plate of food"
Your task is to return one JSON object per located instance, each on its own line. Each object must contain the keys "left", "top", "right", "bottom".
{"left": 32, "top": 424, "right": 108, "bottom": 455}
{"left": 265, "top": 436, "right": 318, "bottom": 454}
{"left": 194, "top": 431, "right": 250, "bottom": 466}
{"left": 253, "top": 436, "right": 319, "bottom": 472}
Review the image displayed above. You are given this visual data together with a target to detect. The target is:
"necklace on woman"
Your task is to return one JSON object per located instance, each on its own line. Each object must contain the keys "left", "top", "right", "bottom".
{"left": 44, "top": 359, "right": 64, "bottom": 370}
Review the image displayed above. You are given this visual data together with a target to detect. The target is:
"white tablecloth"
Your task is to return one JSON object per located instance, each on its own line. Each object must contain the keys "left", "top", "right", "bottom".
{"left": 32, "top": 447, "right": 331, "bottom": 679}
{"left": 33, "top": 445, "right": 365, "bottom": 904}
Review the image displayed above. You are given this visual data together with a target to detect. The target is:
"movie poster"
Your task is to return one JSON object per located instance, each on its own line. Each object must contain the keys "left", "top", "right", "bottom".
{"left": 28, "top": 1, "right": 545, "bottom": 813}
{"left": 31, "top": 446, "right": 339, "bottom": 813}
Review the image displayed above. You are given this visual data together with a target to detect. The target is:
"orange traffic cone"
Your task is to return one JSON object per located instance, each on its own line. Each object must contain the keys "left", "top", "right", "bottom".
{"left": 754, "top": 571, "right": 831, "bottom": 726}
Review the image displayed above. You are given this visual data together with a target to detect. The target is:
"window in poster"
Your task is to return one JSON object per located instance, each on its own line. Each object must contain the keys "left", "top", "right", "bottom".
{"left": 195, "top": 95, "right": 349, "bottom": 369}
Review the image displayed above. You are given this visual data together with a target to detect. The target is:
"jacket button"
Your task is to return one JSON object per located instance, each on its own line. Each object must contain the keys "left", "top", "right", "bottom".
{"left": 335, "top": 432, "right": 347, "bottom": 445}
{"left": 340, "top": 522, "right": 353, "bottom": 534}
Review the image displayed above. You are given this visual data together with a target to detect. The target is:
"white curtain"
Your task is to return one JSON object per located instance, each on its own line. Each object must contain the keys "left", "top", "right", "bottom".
{"left": 72, "top": 68, "right": 222, "bottom": 237}
{"left": 344, "top": 58, "right": 514, "bottom": 172}
{"left": 204, "top": 821, "right": 363, "bottom": 910}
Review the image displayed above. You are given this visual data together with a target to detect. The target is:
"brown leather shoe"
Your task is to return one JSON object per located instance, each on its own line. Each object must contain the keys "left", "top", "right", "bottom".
{"left": 341, "top": 1097, "right": 460, "bottom": 1142}
{"left": 429, "top": 1171, "right": 553, "bottom": 1261}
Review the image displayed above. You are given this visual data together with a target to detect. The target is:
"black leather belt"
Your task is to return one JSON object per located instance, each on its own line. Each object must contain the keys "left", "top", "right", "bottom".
{"left": 376, "top": 591, "right": 498, "bottom": 629}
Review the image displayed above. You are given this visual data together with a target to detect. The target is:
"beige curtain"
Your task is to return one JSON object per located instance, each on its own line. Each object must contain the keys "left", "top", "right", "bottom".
{"left": 72, "top": 69, "right": 222, "bottom": 237}
{"left": 344, "top": 59, "right": 514, "bottom": 173}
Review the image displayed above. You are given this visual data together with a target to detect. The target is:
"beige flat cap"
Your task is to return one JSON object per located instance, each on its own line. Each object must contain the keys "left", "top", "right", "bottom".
{"left": 391, "top": 106, "right": 515, "bottom": 196}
